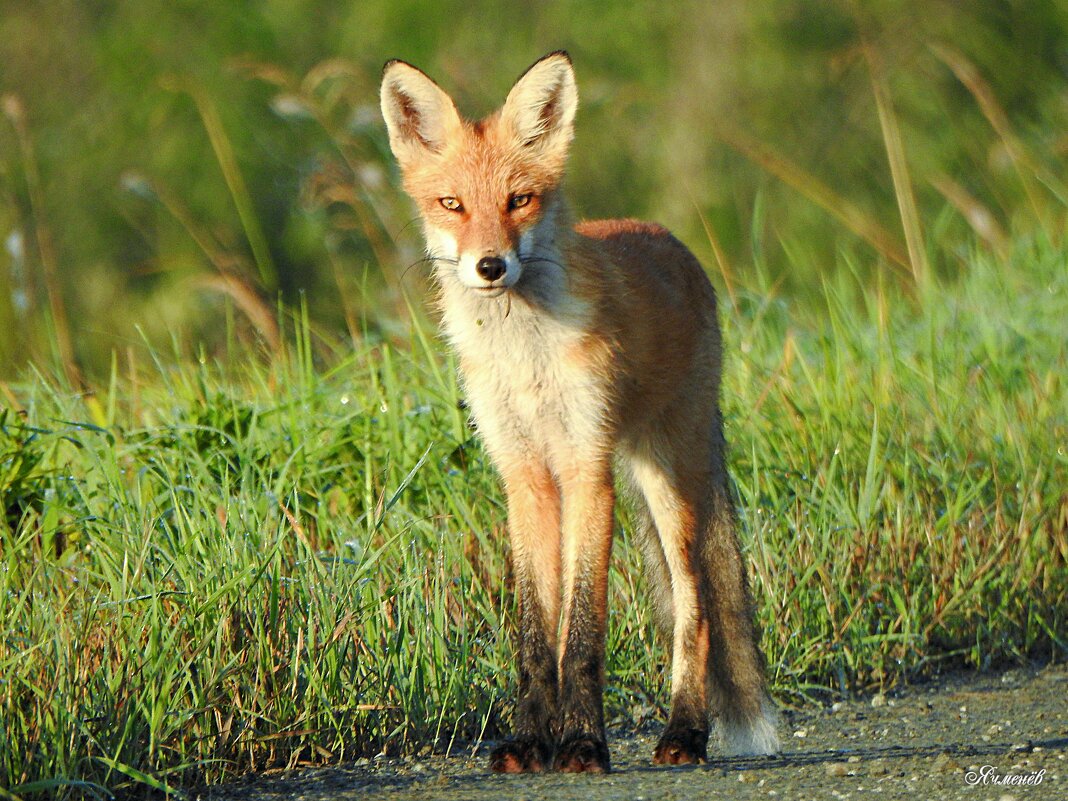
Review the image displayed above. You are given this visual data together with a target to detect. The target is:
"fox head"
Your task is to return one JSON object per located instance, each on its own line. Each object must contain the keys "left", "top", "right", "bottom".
{"left": 380, "top": 52, "right": 578, "bottom": 297}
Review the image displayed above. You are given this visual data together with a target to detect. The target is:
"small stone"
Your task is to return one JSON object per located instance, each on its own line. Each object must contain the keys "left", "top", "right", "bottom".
{"left": 871, "top": 694, "right": 887, "bottom": 708}
{"left": 738, "top": 771, "right": 757, "bottom": 783}
{"left": 409, "top": 762, "right": 426, "bottom": 773}
{"left": 933, "top": 753, "right": 959, "bottom": 773}
{"left": 1011, "top": 741, "right": 1032, "bottom": 753}
{"left": 998, "top": 795, "right": 1017, "bottom": 801}
{"left": 825, "top": 762, "right": 851, "bottom": 777}
{"left": 793, "top": 728, "right": 808, "bottom": 738}
{"left": 847, "top": 755, "right": 862, "bottom": 763}
{"left": 831, "top": 701, "right": 845, "bottom": 713}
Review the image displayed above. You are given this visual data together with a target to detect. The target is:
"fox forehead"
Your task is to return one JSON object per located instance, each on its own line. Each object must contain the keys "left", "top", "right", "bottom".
{"left": 401, "top": 115, "right": 563, "bottom": 203}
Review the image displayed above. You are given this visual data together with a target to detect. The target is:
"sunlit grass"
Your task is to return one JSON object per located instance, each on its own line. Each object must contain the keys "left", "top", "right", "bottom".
{"left": 1, "top": 238, "right": 1065, "bottom": 798}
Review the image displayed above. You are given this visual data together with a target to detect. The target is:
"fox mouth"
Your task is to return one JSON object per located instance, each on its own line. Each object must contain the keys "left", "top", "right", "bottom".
{"left": 474, "top": 285, "right": 509, "bottom": 298}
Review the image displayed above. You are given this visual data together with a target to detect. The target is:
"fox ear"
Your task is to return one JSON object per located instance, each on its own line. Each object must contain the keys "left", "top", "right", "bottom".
{"left": 501, "top": 51, "right": 578, "bottom": 156}
{"left": 380, "top": 60, "right": 463, "bottom": 164}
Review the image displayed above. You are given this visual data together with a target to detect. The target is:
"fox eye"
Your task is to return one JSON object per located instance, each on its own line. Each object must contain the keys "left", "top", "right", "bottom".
{"left": 439, "top": 197, "right": 463, "bottom": 212}
{"left": 508, "top": 193, "right": 533, "bottom": 211}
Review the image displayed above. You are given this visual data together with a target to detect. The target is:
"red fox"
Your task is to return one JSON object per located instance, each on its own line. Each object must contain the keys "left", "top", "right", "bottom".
{"left": 380, "top": 51, "right": 779, "bottom": 773}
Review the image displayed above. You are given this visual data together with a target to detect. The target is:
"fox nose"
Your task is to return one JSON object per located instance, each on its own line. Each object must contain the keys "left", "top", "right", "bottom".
{"left": 475, "top": 256, "right": 506, "bottom": 282}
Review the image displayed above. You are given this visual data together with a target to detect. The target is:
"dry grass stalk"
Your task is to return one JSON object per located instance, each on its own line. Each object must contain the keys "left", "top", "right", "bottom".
{"left": 194, "top": 273, "right": 281, "bottom": 354}
{"left": 929, "top": 43, "right": 1061, "bottom": 223}
{"left": 864, "top": 44, "right": 929, "bottom": 284}
{"left": 2, "top": 94, "right": 82, "bottom": 389}
{"left": 929, "top": 173, "right": 1008, "bottom": 257}
{"left": 715, "top": 124, "right": 912, "bottom": 276}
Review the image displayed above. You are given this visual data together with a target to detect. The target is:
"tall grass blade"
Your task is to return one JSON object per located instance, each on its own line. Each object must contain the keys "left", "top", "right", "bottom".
{"left": 865, "top": 45, "right": 929, "bottom": 284}
{"left": 163, "top": 79, "right": 279, "bottom": 291}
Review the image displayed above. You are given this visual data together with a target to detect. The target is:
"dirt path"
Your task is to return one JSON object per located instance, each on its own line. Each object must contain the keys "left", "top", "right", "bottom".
{"left": 202, "top": 664, "right": 1067, "bottom": 801}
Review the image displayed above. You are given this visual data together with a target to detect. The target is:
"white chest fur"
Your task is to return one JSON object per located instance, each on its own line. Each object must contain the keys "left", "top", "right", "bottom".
{"left": 440, "top": 288, "right": 610, "bottom": 473}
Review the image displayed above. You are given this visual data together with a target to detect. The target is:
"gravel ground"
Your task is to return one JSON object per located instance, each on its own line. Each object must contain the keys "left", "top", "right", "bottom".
{"left": 202, "top": 663, "right": 1067, "bottom": 801}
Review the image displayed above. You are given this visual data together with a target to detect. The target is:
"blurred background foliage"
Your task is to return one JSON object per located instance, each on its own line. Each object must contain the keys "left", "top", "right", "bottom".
{"left": 1, "top": 0, "right": 1067, "bottom": 380}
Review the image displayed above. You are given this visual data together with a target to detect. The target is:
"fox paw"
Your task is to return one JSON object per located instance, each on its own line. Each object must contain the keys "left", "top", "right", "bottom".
{"left": 489, "top": 737, "right": 551, "bottom": 773}
{"left": 554, "top": 734, "right": 610, "bottom": 773}
{"left": 653, "top": 727, "right": 708, "bottom": 765}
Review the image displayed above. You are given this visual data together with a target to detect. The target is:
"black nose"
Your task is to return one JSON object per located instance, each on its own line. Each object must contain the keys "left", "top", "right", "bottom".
{"left": 476, "top": 256, "right": 506, "bottom": 282}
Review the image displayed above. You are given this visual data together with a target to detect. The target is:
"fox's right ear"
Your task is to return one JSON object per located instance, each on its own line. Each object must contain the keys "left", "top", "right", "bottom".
{"left": 380, "top": 60, "right": 463, "bottom": 165}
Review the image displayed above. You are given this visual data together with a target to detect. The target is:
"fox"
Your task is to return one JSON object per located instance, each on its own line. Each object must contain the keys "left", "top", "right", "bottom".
{"left": 379, "top": 51, "right": 779, "bottom": 774}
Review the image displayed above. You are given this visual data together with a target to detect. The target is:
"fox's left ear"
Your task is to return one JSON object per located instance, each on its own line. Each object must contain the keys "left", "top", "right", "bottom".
{"left": 501, "top": 51, "right": 578, "bottom": 160}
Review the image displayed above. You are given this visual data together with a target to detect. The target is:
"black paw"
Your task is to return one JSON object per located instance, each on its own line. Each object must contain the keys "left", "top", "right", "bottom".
{"left": 553, "top": 733, "right": 610, "bottom": 773}
{"left": 653, "top": 726, "right": 708, "bottom": 765}
{"left": 490, "top": 737, "right": 551, "bottom": 773}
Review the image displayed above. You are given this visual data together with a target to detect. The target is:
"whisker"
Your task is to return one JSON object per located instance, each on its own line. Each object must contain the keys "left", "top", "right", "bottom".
{"left": 520, "top": 249, "right": 573, "bottom": 292}
{"left": 395, "top": 215, "right": 426, "bottom": 240}
{"left": 402, "top": 253, "right": 456, "bottom": 281}
{"left": 519, "top": 255, "right": 566, "bottom": 271}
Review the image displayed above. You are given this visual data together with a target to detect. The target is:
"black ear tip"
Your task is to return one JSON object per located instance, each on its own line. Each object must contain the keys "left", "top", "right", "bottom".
{"left": 515, "top": 50, "right": 574, "bottom": 84}
{"left": 383, "top": 58, "right": 422, "bottom": 76}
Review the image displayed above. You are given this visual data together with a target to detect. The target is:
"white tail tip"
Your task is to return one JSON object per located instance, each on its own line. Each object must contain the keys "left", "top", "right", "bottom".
{"left": 719, "top": 698, "right": 781, "bottom": 756}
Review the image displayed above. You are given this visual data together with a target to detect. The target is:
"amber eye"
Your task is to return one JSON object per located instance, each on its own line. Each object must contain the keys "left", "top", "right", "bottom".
{"left": 508, "top": 193, "right": 533, "bottom": 211}
{"left": 439, "top": 197, "right": 463, "bottom": 212}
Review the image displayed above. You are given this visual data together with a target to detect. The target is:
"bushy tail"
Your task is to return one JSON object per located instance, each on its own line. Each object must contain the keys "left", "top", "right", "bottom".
{"left": 700, "top": 426, "right": 780, "bottom": 756}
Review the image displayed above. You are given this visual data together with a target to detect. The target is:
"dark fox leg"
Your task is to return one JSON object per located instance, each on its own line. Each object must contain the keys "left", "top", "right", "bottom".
{"left": 490, "top": 464, "right": 562, "bottom": 773}
{"left": 700, "top": 421, "right": 779, "bottom": 755}
{"left": 554, "top": 465, "right": 615, "bottom": 773}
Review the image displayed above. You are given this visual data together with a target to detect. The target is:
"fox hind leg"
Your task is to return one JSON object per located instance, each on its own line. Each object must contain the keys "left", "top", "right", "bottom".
{"left": 626, "top": 441, "right": 712, "bottom": 765}
{"left": 628, "top": 413, "right": 779, "bottom": 765}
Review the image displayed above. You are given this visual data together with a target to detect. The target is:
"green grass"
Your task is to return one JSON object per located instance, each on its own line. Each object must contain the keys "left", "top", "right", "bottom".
{"left": 1, "top": 238, "right": 1066, "bottom": 798}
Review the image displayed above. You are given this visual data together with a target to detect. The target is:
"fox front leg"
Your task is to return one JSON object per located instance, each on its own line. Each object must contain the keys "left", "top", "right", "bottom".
{"left": 553, "top": 464, "right": 615, "bottom": 773}
{"left": 490, "top": 463, "right": 561, "bottom": 773}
